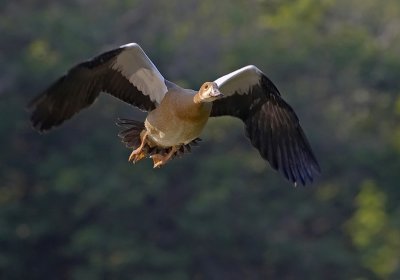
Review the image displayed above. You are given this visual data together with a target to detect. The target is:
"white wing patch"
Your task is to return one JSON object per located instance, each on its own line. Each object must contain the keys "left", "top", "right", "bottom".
{"left": 111, "top": 43, "right": 168, "bottom": 104}
{"left": 214, "top": 65, "right": 262, "bottom": 97}
{"left": 126, "top": 68, "right": 166, "bottom": 103}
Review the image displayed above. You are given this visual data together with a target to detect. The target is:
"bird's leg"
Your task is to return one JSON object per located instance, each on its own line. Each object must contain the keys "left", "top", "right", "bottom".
{"left": 128, "top": 131, "right": 149, "bottom": 163}
{"left": 131, "top": 149, "right": 147, "bottom": 163}
{"left": 151, "top": 146, "right": 177, "bottom": 168}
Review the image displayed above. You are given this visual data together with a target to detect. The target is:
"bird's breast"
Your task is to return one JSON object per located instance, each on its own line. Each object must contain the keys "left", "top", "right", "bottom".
{"left": 144, "top": 95, "right": 211, "bottom": 147}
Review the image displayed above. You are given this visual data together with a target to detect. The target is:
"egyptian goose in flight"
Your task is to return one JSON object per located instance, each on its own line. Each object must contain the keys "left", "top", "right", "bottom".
{"left": 29, "top": 43, "right": 320, "bottom": 185}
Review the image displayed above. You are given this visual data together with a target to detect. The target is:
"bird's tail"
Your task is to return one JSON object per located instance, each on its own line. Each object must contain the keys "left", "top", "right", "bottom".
{"left": 116, "top": 118, "right": 145, "bottom": 149}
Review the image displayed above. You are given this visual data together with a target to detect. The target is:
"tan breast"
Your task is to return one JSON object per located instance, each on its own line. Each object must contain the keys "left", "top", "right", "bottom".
{"left": 145, "top": 87, "right": 211, "bottom": 147}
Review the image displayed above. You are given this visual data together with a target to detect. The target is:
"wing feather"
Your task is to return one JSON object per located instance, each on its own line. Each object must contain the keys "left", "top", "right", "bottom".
{"left": 29, "top": 43, "right": 168, "bottom": 131}
{"left": 211, "top": 65, "right": 320, "bottom": 185}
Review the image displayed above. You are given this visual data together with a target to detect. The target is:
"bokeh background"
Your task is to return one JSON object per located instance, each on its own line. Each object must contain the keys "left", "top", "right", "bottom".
{"left": 2, "top": 0, "right": 400, "bottom": 279}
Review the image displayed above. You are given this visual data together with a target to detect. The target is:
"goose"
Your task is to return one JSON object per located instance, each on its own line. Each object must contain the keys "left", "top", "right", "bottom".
{"left": 29, "top": 43, "right": 320, "bottom": 185}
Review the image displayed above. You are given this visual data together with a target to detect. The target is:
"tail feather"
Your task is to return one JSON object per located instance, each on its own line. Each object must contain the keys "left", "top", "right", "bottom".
{"left": 116, "top": 118, "right": 202, "bottom": 161}
{"left": 116, "top": 118, "right": 144, "bottom": 127}
{"left": 117, "top": 118, "right": 145, "bottom": 149}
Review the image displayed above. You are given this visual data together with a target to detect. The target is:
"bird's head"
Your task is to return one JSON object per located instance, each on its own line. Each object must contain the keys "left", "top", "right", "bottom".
{"left": 197, "top": 82, "right": 224, "bottom": 102}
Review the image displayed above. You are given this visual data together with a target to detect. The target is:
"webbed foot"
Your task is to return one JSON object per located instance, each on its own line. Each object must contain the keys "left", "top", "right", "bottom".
{"left": 151, "top": 146, "right": 177, "bottom": 168}
{"left": 128, "top": 131, "right": 149, "bottom": 162}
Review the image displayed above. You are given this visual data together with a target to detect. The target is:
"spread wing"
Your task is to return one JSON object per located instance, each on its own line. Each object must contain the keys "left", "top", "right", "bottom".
{"left": 211, "top": 65, "right": 320, "bottom": 185}
{"left": 29, "top": 43, "right": 169, "bottom": 131}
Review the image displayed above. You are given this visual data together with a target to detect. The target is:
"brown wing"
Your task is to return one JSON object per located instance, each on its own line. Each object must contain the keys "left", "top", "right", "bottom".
{"left": 29, "top": 43, "right": 168, "bottom": 131}
{"left": 211, "top": 66, "right": 320, "bottom": 185}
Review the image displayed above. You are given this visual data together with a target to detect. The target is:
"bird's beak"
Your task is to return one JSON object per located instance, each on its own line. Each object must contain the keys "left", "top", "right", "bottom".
{"left": 210, "top": 88, "right": 224, "bottom": 98}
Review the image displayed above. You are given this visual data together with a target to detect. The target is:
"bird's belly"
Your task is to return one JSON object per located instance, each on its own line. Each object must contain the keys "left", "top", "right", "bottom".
{"left": 145, "top": 117, "right": 207, "bottom": 147}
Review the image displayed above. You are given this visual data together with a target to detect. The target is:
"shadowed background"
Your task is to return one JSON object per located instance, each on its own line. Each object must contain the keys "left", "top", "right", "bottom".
{"left": 1, "top": 0, "right": 400, "bottom": 279}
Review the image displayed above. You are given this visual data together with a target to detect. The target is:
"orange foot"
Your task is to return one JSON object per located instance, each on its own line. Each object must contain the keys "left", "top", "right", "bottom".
{"left": 131, "top": 150, "right": 147, "bottom": 163}
{"left": 151, "top": 154, "right": 166, "bottom": 168}
{"left": 128, "top": 131, "right": 149, "bottom": 162}
{"left": 151, "top": 146, "right": 177, "bottom": 168}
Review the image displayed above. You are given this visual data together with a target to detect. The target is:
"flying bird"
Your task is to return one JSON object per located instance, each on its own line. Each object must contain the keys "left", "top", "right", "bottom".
{"left": 29, "top": 43, "right": 320, "bottom": 185}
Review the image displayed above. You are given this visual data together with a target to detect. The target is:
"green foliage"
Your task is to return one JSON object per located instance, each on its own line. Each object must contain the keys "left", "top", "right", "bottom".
{"left": 347, "top": 180, "right": 400, "bottom": 278}
{"left": 1, "top": 0, "right": 400, "bottom": 279}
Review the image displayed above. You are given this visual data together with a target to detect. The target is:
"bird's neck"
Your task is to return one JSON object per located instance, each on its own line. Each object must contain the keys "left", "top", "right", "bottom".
{"left": 171, "top": 93, "right": 211, "bottom": 121}
{"left": 193, "top": 93, "right": 203, "bottom": 104}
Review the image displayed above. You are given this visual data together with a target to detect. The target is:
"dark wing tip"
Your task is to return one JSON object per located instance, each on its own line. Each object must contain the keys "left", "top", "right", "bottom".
{"left": 28, "top": 66, "right": 102, "bottom": 132}
{"left": 262, "top": 142, "right": 321, "bottom": 187}
{"left": 29, "top": 100, "right": 67, "bottom": 132}
{"left": 28, "top": 90, "right": 56, "bottom": 132}
{"left": 267, "top": 120, "right": 320, "bottom": 187}
{"left": 243, "top": 79, "right": 320, "bottom": 186}
{"left": 288, "top": 125, "right": 321, "bottom": 186}
{"left": 252, "top": 134, "right": 320, "bottom": 186}
{"left": 30, "top": 112, "right": 49, "bottom": 132}
{"left": 28, "top": 94, "right": 59, "bottom": 133}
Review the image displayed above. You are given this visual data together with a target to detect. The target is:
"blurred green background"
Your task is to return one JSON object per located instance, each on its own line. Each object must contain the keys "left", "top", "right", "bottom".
{"left": 1, "top": 0, "right": 400, "bottom": 279}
